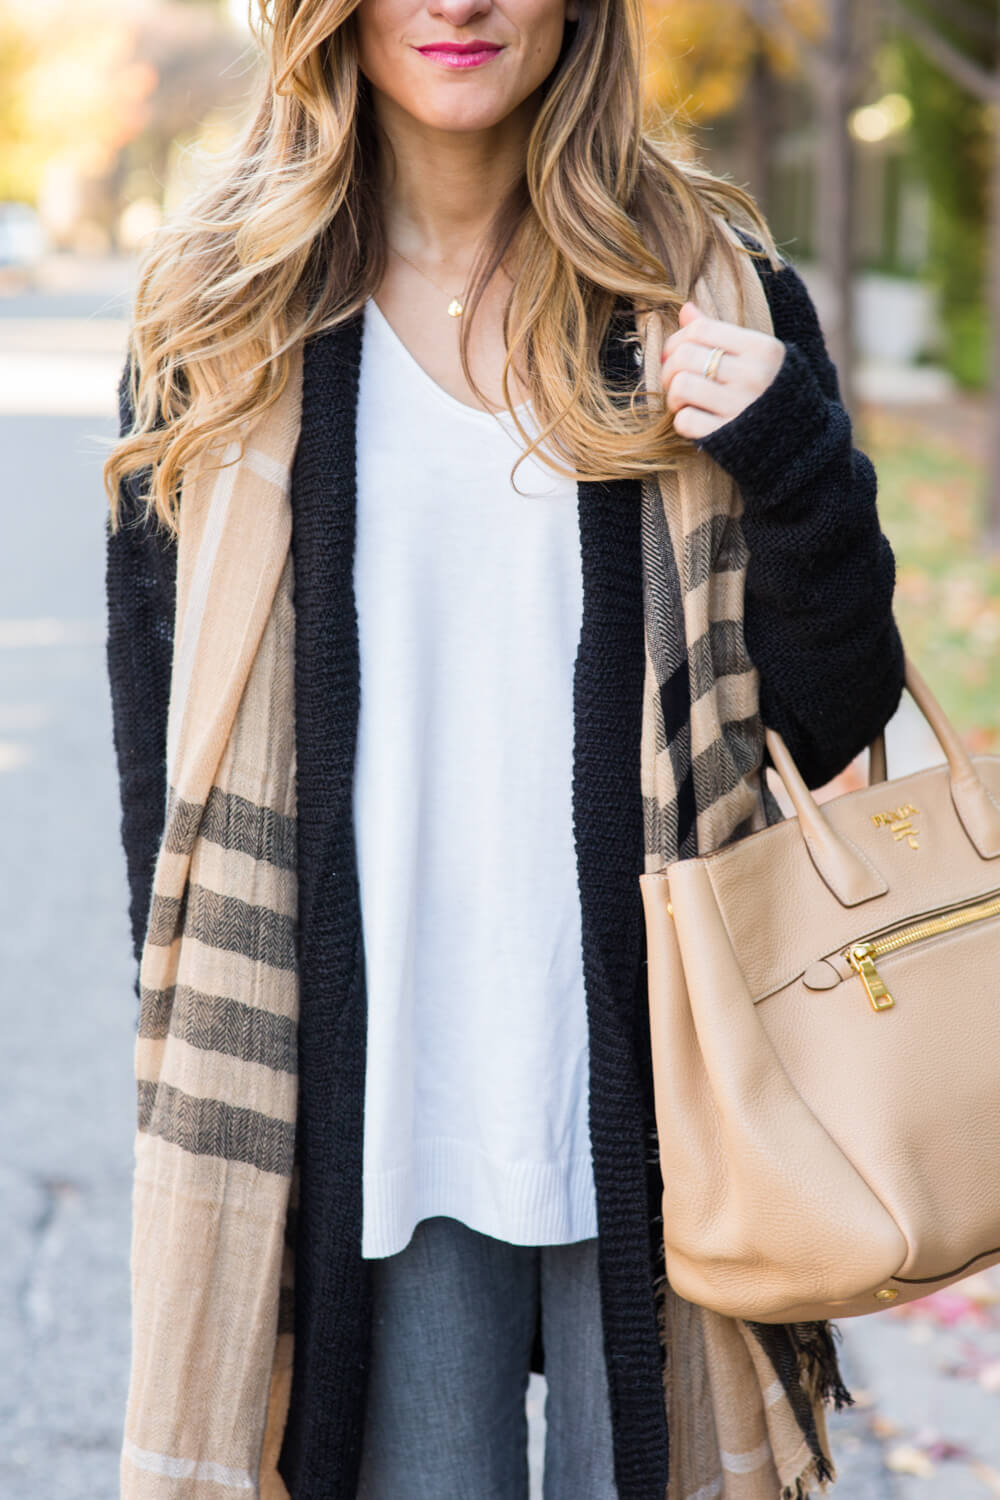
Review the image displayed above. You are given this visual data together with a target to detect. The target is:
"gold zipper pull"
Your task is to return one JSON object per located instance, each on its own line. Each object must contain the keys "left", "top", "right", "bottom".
{"left": 847, "top": 943, "right": 895, "bottom": 1012}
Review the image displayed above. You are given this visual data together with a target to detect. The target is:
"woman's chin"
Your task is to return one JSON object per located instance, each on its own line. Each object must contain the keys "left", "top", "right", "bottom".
{"left": 398, "top": 93, "right": 518, "bottom": 138}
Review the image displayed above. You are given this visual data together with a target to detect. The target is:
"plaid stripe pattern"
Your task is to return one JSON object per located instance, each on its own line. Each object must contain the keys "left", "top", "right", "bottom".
{"left": 121, "top": 215, "right": 841, "bottom": 1499}
{"left": 638, "top": 218, "right": 841, "bottom": 1500}
{"left": 122, "top": 385, "right": 303, "bottom": 1498}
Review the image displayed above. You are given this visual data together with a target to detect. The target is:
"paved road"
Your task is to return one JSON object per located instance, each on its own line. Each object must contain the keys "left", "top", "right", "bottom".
{"left": 0, "top": 271, "right": 136, "bottom": 1498}
{"left": 1, "top": 254, "right": 994, "bottom": 1500}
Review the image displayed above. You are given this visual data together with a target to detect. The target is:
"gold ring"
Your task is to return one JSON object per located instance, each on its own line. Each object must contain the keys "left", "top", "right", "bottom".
{"left": 702, "top": 346, "right": 725, "bottom": 381}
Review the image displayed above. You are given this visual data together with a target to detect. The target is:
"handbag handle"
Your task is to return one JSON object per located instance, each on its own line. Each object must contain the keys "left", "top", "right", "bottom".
{"left": 764, "top": 652, "right": 1000, "bottom": 907}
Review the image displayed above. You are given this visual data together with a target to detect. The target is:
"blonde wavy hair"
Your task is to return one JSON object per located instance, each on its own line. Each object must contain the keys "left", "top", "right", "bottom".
{"left": 104, "top": 0, "right": 784, "bottom": 538}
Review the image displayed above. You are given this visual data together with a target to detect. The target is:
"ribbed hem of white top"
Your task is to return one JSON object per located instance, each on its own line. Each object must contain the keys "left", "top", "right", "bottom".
{"left": 361, "top": 1137, "right": 599, "bottom": 1259}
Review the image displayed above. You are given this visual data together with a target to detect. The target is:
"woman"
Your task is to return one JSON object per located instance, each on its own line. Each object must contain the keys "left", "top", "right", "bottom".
{"left": 104, "top": 2, "right": 904, "bottom": 1497}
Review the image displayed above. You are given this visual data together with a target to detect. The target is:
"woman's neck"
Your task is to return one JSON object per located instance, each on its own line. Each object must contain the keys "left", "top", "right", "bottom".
{"left": 373, "top": 88, "right": 537, "bottom": 267}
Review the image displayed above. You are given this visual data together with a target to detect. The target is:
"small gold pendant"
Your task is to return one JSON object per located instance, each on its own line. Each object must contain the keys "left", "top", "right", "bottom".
{"left": 447, "top": 298, "right": 464, "bottom": 318}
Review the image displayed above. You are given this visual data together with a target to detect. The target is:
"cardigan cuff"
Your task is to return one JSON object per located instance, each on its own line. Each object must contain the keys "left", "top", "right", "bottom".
{"left": 694, "top": 341, "right": 831, "bottom": 505}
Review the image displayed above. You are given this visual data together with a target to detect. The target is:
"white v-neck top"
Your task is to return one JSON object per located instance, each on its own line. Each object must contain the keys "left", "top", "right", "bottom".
{"left": 353, "top": 296, "right": 597, "bottom": 1259}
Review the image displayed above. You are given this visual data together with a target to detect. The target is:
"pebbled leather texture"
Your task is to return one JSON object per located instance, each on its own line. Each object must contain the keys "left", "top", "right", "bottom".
{"left": 640, "top": 653, "right": 1000, "bottom": 1323}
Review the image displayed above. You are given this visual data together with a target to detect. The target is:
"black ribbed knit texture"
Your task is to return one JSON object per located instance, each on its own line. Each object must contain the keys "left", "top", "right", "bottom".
{"left": 708, "top": 233, "right": 906, "bottom": 788}
{"left": 275, "top": 311, "right": 373, "bottom": 1497}
{"left": 105, "top": 356, "right": 177, "bottom": 1017}
{"left": 573, "top": 306, "right": 671, "bottom": 1498}
{"left": 104, "top": 246, "right": 907, "bottom": 1498}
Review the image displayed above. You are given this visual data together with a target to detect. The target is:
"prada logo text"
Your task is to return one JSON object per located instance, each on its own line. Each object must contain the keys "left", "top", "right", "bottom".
{"left": 870, "top": 803, "right": 920, "bottom": 850}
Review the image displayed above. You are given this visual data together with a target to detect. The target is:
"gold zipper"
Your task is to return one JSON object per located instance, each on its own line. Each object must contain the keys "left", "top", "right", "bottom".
{"left": 845, "top": 891, "right": 1000, "bottom": 1013}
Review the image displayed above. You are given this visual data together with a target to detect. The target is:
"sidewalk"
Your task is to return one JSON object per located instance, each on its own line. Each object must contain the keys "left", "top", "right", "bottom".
{"left": 831, "top": 1270, "right": 1000, "bottom": 1499}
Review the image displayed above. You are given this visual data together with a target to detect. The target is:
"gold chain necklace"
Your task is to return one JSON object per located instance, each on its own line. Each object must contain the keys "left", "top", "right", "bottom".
{"left": 387, "top": 243, "right": 470, "bottom": 318}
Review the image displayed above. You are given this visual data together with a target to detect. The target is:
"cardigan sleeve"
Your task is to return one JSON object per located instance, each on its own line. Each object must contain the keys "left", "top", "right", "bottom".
{"left": 104, "top": 353, "right": 177, "bottom": 1011}
{"left": 695, "top": 233, "right": 906, "bottom": 790}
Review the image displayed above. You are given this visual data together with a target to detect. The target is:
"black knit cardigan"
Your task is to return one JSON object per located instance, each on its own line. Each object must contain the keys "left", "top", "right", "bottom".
{"left": 105, "top": 239, "right": 905, "bottom": 1500}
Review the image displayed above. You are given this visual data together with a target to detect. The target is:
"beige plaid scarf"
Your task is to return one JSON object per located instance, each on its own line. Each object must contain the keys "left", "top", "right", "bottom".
{"left": 121, "top": 214, "right": 839, "bottom": 1498}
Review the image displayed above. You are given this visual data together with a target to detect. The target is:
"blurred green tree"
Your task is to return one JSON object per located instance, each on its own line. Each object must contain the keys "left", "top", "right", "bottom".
{"left": 893, "top": 0, "right": 996, "bottom": 388}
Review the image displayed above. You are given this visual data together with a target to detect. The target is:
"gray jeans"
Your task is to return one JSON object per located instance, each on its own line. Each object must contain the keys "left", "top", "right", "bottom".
{"left": 355, "top": 1214, "right": 619, "bottom": 1500}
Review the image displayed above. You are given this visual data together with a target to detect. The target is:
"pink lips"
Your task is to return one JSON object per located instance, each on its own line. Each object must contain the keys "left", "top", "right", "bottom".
{"left": 415, "top": 39, "right": 504, "bottom": 69}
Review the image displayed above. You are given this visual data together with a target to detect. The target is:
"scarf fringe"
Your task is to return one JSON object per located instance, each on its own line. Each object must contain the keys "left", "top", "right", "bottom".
{"left": 782, "top": 1442, "right": 839, "bottom": 1498}
{"left": 646, "top": 1123, "right": 852, "bottom": 1499}
{"left": 790, "top": 1321, "right": 855, "bottom": 1413}
{"left": 644, "top": 1127, "right": 857, "bottom": 1426}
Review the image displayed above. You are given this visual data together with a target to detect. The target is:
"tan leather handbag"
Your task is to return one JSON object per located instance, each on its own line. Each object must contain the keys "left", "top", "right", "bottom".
{"left": 639, "top": 652, "right": 1000, "bottom": 1323}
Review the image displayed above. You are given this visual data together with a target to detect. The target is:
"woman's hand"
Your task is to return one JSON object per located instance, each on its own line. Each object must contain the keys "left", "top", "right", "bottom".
{"left": 659, "top": 299, "right": 787, "bottom": 443}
